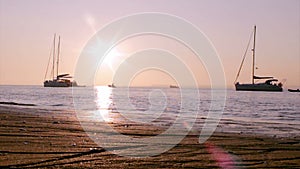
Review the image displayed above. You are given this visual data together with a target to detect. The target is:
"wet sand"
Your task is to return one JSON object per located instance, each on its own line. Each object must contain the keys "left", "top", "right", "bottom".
{"left": 0, "top": 105, "right": 299, "bottom": 168}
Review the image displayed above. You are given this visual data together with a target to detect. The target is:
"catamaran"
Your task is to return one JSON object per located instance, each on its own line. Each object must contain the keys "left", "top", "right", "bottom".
{"left": 234, "top": 26, "right": 283, "bottom": 92}
{"left": 44, "top": 34, "right": 77, "bottom": 87}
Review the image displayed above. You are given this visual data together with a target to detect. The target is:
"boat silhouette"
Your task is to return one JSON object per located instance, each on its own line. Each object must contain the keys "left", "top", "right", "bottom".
{"left": 234, "top": 26, "right": 283, "bottom": 92}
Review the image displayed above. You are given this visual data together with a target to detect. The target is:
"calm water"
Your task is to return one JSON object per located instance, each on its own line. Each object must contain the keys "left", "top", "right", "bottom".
{"left": 0, "top": 85, "right": 299, "bottom": 138}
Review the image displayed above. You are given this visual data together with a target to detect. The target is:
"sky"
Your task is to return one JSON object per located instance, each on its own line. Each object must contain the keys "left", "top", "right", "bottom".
{"left": 0, "top": 0, "right": 299, "bottom": 88}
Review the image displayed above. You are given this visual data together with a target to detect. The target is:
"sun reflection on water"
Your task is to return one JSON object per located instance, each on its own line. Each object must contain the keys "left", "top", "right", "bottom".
{"left": 94, "top": 86, "right": 114, "bottom": 123}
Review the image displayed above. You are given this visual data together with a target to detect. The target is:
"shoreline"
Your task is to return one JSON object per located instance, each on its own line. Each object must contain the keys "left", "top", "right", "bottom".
{"left": 0, "top": 105, "right": 299, "bottom": 168}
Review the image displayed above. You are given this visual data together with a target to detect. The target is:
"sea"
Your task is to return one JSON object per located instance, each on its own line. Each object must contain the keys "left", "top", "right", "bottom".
{"left": 0, "top": 85, "right": 299, "bottom": 138}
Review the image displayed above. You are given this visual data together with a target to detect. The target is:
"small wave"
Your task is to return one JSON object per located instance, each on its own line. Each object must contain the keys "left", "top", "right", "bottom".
{"left": 51, "top": 104, "right": 65, "bottom": 107}
{"left": 0, "top": 101, "right": 36, "bottom": 106}
{"left": 261, "top": 108, "right": 295, "bottom": 112}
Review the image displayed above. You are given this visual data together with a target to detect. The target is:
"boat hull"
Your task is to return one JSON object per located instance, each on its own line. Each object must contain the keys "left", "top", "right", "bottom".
{"left": 288, "top": 89, "right": 300, "bottom": 92}
{"left": 235, "top": 83, "right": 282, "bottom": 92}
{"left": 170, "top": 85, "right": 179, "bottom": 88}
{"left": 44, "top": 80, "right": 71, "bottom": 87}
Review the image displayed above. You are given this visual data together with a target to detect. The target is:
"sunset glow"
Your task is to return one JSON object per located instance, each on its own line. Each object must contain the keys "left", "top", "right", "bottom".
{"left": 0, "top": 0, "right": 299, "bottom": 88}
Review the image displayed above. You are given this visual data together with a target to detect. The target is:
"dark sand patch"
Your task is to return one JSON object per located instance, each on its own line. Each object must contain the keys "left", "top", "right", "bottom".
{"left": 0, "top": 102, "right": 36, "bottom": 107}
{"left": 0, "top": 106, "right": 299, "bottom": 168}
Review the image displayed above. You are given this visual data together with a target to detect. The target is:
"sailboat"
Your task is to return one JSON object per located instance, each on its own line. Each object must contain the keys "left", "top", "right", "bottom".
{"left": 169, "top": 85, "right": 179, "bottom": 88}
{"left": 234, "top": 26, "right": 283, "bottom": 92}
{"left": 44, "top": 34, "right": 77, "bottom": 87}
{"left": 108, "top": 83, "right": 116, "bottom": 88}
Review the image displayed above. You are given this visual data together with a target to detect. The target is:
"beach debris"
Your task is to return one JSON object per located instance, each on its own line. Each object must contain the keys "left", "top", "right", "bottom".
{"left": 72, "top": 142, "right": 77, "bottom": 146}
{"left": 52, "top": 121, "right": 60, "bottom": 124}
{"left": 23, "top": 141, "right": 29, "bottom": 145}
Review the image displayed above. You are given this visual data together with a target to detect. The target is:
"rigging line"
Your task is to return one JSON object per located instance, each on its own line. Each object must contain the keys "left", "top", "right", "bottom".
{"left": 57, "top": 36, "right": 60, "bottom": 78}
{"left": 44, "top": 38, "right": 54, "bottom": 81}
{"left": 52, "top": 34, "right": 56, "bottom": 80}
{"left": 234, "top": 29, "right": 254, "bottom": 84}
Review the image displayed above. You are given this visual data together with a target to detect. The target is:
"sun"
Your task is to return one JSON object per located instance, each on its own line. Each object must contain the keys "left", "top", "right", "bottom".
{"left": 103, "top": 48, "right": 123, "bottom": 71}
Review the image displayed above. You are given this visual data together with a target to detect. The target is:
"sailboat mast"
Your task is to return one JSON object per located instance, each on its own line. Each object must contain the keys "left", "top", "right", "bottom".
{"left": 53, "top": 34, "right": 56, "bottom": 80}
{"left": 57, "top": 36, "right": 60, "bottom": 79}
{"left": 252, "top": 25, "right": 256, "bottom": 84}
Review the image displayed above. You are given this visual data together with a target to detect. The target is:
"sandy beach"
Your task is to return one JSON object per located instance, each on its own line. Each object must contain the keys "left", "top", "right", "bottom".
{"left": 0, "top": 105, "right": 299, "bottom": 168}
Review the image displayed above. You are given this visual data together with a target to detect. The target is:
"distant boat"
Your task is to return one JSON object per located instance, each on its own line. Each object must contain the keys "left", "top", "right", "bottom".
{"left": 288, "top": 89, "right": 300, "bottom": 92}
{"left": 234, "top": 26, "right": 283, "bottom": 92}
{"left": 170, "top": 85, "right": 179, "bottom": 88}
{"left": 108, "top": 83, "right": 116, "bottom": 88}
{"left": 44, "top": 34, "right": 77, "bottom": 87}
